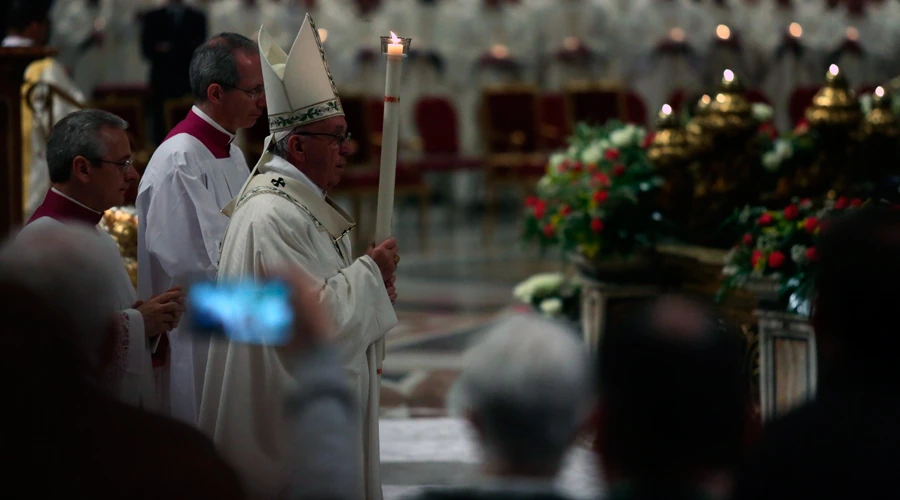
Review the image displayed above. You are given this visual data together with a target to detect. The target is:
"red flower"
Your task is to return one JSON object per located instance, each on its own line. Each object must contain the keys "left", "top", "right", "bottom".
{"left": 571, "top": 161, "right": 583, "bottom": 173}
{"left": 850, "top": 198, "right": 863, "bottom": 208}
{"left": 611, "top": 164, "right": 626, "bottom": 177}
{"left": 525, "top": 196, "right": 539, "bottom": 207}
{"left": 742, "top": 233, "right": 754, "bottom": 246}
{"left": 591, "top": 218, "right": 605, "bottom": 233}
{"left": 758, "top": 122, "right": 777, "bottom": 140}
{"left": 593, "top": 190, "right": 609, "bottom": 204}
{"left": 757, "top": 213, "right": 773, "bottom": 226}
{"left": 800, "top": 198, "right": 812, "bottom": 207}
{"left": 543, "top": 223, "right": 555, "bottom": 237}
{"left": 768, "top": 251, "right": 786, "bottom": 269}
{"left": 592, "top": 172, "right": 611, "bottom": 187}
{"left": 751, "top": 250, "right": 764, "bottom": 267}
{"left": 804, "top": 217, "right": 818, "bottom": 233}
{"left": 605, "top": 148, "right": 621, "bottom": 161}
{"left": 806, "top": 247, "right": 818, "bottom": 262}
{"left": 783, "top": 204, "right": 799, "bottom": 220}
{"left": 534, "top": 200, "right": 547, "bottom": 219}
{"left": 642, "top": 132, "right": 656, "bottom": 149}
{"left": 834, "top": 196, "right": 849, "bottom": 210}
{"left": 586, "top": 162, "right": 598, "bottom": 172}
{"left": 560, "top": 205, "right": 572, "bottom": 216}
{"left": 794, "top": 119, "right": 809, "bottom": 135}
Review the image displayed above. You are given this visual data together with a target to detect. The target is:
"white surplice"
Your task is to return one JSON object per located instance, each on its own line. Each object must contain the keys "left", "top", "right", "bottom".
{"left": 20, "top": 191, "right": 156, "bottom": 407}
{"left": 199, "top": 154, "right": 397, "bottom": 499}
{"left": 137, "top": 106, "right": 250, "bottom": 422}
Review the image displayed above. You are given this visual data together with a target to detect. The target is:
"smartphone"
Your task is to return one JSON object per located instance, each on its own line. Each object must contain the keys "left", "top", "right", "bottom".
{"left": 187, "top": 280, "right": 294, "bottom": 346}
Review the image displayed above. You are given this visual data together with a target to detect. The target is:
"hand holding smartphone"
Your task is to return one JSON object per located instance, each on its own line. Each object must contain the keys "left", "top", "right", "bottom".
{"left": 187, "top": 280, "right": 294, "bottom": 346}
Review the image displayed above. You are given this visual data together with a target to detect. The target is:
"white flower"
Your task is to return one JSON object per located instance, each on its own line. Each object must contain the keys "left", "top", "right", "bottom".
{"left": 762, "top": 151, "right": 780, "bottom": 172}
{"left": 722, "top": 265, "right": 739, "bottom": 276}
{"left": 737, "top": 206, "right": 752, "bottom": 224}
{"left": 539, "top": 298, "right": 564, "bottom": 316}
{"left": 610, "top": 128, "right": 632, "bottom": 148}
{"left": 860, "top": 93, "right": 873, "bottom": 115}
{"left": 581, "top": 144, "right": 604, "bottom": 165}
{"left": 548, "top": 153, "right": 567, "bottom": 173}
{"left": 774, "top": 138, "right": 794, "bottom": 160}
{"left": 752, "top": 103, "right": 774, "bottom": 123}
{"left": 567, "top": 144, "right": 579, "bottom": 157}
{"left": 513, "top": 273, "right": 565, "bottom": 304}
{"left": 791, "top": 244, "right": 808, "bottom": 264}
{"left": 631, "top": 126, "right": 647, "bottom": 147}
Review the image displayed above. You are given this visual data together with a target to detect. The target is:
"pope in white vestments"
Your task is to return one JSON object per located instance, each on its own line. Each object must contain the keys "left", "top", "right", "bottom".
{"left": 199, "top": 17, "right": 399, "bottom": 499}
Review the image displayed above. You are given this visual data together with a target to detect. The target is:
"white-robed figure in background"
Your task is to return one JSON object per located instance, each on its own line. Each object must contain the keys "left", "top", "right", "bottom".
{"left": 262, "top": 0, "right": 338, "bottom": 53}
{"left": 209, "top": 0, "right": 263, "bottom": 40}
{"left": 535, "top": 0, "right": 616, "bottom": 89}
{"left": 48, "top": 0, "right": 110, "bottom": 96}
{"left": 3, "top": 0, "right": 86, "bottom": 222}
{"left": 19, "top": 109, "right": 186, "bottom": 408}
{"left": 325, "top": 0, "right": 389, "bottom": 96}
{"left": 628, "top": 0, "right": 708, "bottom": 119}
{"left": 200, "top": 17, "right": 398, "bottom": 499}
{"left": 137, "top": 33, "right": 264, "bottom": 422}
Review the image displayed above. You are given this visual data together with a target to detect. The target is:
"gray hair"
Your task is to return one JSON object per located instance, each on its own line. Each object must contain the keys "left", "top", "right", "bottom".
{"left": 272, "top": 126, "right": 304, "bottom": 159}
{"left": 47, "top": 109, "right": 128, "bottom": 184}
{"left": 0, "top": 223, "right": 120, "bottom": 372}
{"left": 190, "top": 32, "right": 258, "bottom": 102}
{"left": 457, "top": 314, "right": 592, "bottom": 473}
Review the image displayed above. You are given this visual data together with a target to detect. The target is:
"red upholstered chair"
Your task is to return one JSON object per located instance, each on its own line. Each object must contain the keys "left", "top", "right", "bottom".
{"left": 333, "top": 96, "right": 430, "bottom": 252}
{"left": 564, "top": 82, "right": 627, "bottom": 127}
{"left": 538, "top": 93, "right": 569, "bottom": 151}
{"left": 480, "top": 84, "right": 546, "bottom": 239}
{"left": 666, "top": 88, "right": 689, "bottom": 114}
{"left": 412, "top": 96, "right": 482, "bottom": 172}
{"left": 788, "top": 86, "right": 821, "bottom": 127}
{"left": 624, "top": 91, "right": 648, "bottom": 125}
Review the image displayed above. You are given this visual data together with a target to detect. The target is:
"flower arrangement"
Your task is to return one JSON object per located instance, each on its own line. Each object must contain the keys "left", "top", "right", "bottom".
{"left": 718, "top": 196, "right": 866, "bottom": 313}
{"left": 513, "top": 272, "right": 581, "bottom": 321}
{"left": 522, "top": 121, "right": 664, "bottom": 261}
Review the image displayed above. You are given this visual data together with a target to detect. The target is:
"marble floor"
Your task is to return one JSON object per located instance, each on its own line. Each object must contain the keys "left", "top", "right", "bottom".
{"left": 341, "top": 199, "right": 602, "bottom": 498}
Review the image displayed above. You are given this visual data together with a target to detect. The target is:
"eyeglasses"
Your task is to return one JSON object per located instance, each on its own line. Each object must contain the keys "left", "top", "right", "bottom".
{"left": 229, "top": 85, "right": 265, "bottom": 100}
{"left": 293, "top": 131, "right": 352, "bottom": 147}
{"left": 89, "top": 158, "right": 134, "bottom": 173}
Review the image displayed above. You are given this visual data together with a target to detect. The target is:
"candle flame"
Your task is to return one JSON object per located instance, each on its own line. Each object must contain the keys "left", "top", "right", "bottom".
{"left": 789, "top": 22, "right": 802, "bottom": 38}
{"left": 723, "top": 69, "right": 735, "bottom": 82}
{"left": 390, "top": 31, "right": 401, "bottom": 44}
{"left": 716, "top": 24, "right": 731, "bottom": 40}
{"left": 661, "top": 104, "right": 672, "bottom": 115}
{"left": 318, "top": 28, "right": 328, "bottom": 43}
{"left": 876, "top": 86, "right": 885, "bottom": 98}
{"left": 829, "top": 64, "right": 840, "bottom": 76}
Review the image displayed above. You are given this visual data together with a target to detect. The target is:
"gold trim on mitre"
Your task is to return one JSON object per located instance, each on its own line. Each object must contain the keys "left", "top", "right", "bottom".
{"left": 258, "top": 14, "right": 343, "bottom": 135}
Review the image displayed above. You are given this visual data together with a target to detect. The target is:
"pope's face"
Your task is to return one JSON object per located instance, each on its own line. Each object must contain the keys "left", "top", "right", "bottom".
{"left": 224, "top": 52, "right": 266, "bottom": 130}
{"left": 297, "top": 116, "right": 350, "bottom": 193}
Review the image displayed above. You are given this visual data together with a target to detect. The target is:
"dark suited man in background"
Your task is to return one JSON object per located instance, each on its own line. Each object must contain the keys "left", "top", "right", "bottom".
{"left": 141, "top": 0, "right": 207, "bottom": 144}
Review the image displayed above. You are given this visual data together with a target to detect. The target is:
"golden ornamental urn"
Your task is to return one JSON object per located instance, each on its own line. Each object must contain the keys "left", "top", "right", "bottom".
{"left": 863, "top": 86, "right": 899, "bottom": 137}
{"left": 805, "top": 65, "right": 862, "bottom": 128}
{"left": 686, "top": 94, "right": 714, "bottom": 153}
{"left": 101, "top": 206, "right": 139, "bottom": 288}
{"left": 704, "top": 69, "right": 756, "bottom": 134}
{"left": 647, "top": 104, "right": 693, "bottom": 167}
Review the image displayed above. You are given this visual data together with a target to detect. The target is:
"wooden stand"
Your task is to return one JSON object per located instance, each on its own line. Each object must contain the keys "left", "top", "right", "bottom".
{"left": 756, "top": 310, "right": 817, "bottom": 421}
{"left": 0, "top": 46, "right": 55, "bottom": 238}
{"left": 578, "top": 274, "right": 659, "bottom": 352}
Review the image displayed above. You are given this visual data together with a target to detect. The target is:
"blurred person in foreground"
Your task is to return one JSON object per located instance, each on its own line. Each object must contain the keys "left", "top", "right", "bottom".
{"left": 412, "top": 314, "right": 593, "bottom": 499}
{"left": 734, "top": 206, "right": 900, "bottom": 500}
{"left": 596, "top": 295, "right": 748, "bottom": 500}
{"left": 0, "top": 224, "right": 243, "bottom": 498}
{"left": 20, "top": 109, "right": 185, "bottom": 408}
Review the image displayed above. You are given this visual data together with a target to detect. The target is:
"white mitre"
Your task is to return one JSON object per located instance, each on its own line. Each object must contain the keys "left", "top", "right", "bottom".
{"left": 259, "top": 14, "right": 343, "bottom": 142}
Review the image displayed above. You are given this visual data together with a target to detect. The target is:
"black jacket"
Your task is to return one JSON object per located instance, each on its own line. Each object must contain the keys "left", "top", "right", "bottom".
{"left": 140, "top": 5, "right": 207, "bottom": 99}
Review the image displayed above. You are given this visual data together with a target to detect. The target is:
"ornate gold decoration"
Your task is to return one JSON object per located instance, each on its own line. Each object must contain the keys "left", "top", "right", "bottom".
{"left": 101, "top": 207, "right": 139, "bottom": 289}
{"left": 647, "top": 104, "right": 693, "bottom": 166}
{"left": 704, "top": 70, "right": 756, "bottom": 134}
{"left": 686, "top": 94, "right": 714, "bottom": 152}
{"left": 805, "top": 65, "right": 862, "bottom": 127}
{"left": 863, "top": 86, "right": 899, "bottom": 137}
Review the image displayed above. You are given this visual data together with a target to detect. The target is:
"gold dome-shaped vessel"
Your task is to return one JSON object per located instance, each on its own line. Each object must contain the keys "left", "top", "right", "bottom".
{"left": 805, "top": 65, "right": 862, "bottom": 127}
{"left": 704, "top": 70, "right": 756, "bottom": 133}
{"left": 686, "top": 94, "right": 714, "bottom": 153}
{"left": 863, "top": 86, "right": 899, "bottom": 137}
{"left": 648, "top": 104, "right": 693, "bottom": 167}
